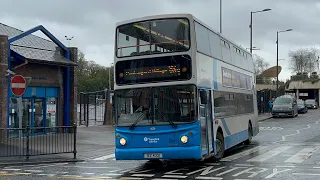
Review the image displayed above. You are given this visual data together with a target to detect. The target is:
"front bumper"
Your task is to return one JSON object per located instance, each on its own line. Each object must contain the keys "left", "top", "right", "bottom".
{"left": 115, "top": 146, "right": 202, "bottom": 160}
{"left": 272, "top": 110, "right": 293, "bottom": 117}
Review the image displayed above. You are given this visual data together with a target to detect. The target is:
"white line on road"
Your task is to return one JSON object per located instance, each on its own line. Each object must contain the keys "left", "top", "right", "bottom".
{"left": 273, "top": 121, "right": 319, "bottom": 143}
{"left": 221, "top": 146, "right": 266, "bottom": 162}
{"left": 275, "top": 165, "right": 296, "bottom": 168}
{"left": 24, "top": 170, "right": 43, "bottom": 173}
{"left": 131, "top": 174, "right": 155, "bottom": 177}
{"left": 247, "top": 146, "right": 292, "bottom": 162}
{"left": 3, "top": 169, "right": 21, "bottom": 171}
{"left": 162, "top": 175, "right": 188, "bottom": 178}
{"left": 195, "top": 177, "right": 223, "bottom": 180}
{"left": 93, "top": 154, "right": 115, "bottom": 160}
{"left": 235, "top": 164, "right": 254, "bottom": 167}
{"left": 293, "top": 173, "right": 320, "bottom": 176}
{"left": 284, "top": 147, "right": 318, "bottom": 163}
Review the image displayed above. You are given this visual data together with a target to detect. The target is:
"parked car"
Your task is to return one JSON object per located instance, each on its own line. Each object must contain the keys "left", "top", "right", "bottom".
{"left": 297, "top": 100, "right": 308, "bottom": 114}
{"left": 272, "top": 95, "right": 298, "bottom": 118}
{"left": 305, "top": 99, "right": 318, "bottom": 109}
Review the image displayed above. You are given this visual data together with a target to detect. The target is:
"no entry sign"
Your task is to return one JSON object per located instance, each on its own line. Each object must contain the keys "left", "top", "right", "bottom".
{"left": 11, "top": 75, "right": 26, "bottom": 96}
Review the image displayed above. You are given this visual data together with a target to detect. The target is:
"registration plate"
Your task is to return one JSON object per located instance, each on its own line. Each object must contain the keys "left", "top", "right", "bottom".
{"left": 279, "top": 113, "right": 285, "bottom": 115}
{"left": 144, "top": 153, "right": 163, "bottom": 158}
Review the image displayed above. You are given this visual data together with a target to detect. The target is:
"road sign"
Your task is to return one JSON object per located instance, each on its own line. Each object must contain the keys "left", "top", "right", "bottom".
{"left": 11, "top": 75, "right": 26, "bottom": 96}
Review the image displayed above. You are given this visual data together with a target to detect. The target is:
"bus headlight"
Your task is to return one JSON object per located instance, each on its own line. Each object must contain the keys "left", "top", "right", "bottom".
{"left": 120, "top": 138, "right": 127, "bottom": 145}
{"left": 181, "top": 135, "right": 188, "bottom": 144}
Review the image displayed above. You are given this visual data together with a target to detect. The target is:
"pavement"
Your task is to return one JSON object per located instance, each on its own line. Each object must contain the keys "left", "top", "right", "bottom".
{"left": 1, "top": 109, "right": 320, "bottom": 179}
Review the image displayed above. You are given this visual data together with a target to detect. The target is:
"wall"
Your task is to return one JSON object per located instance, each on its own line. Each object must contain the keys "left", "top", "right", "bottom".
{"left": 0, "top": 35, "right": 8, "bottom": 134}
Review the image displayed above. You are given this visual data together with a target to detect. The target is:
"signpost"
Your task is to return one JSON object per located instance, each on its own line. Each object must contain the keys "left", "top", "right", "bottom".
{"left": 10, "top": 75, "right": 27, "bottom": 157}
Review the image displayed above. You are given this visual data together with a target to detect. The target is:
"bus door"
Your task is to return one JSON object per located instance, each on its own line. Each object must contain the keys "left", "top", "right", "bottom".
{"left": 199, "top": 89, "right": 214, "bottom": 155}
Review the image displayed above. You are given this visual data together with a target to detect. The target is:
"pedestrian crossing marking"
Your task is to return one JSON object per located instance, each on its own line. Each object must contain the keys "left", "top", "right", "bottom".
{"left": 247, "top": 146, "right": 292, "bottom": 162}
{"left": 284, "top": 147, "right": 318, "bottom": 163}
{"left": 93, "top": 154, "right": 115, "bottom": 160}
{"left": 91, "top": 144, "right": 320, "bottom": 165}
{"left": 221, "top": 146, "right": 267, "bottom": 162}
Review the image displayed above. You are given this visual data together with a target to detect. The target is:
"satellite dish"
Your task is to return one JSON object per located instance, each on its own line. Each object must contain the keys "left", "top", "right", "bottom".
{"left": 260, "top": 66, "right": 282, "bottom": 77}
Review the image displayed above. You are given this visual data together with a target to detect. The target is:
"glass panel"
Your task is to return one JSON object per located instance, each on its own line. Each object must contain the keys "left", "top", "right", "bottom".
{"left": 116, "top": 18, "right": 190, "bottom": 57}
{"left": 34, "top": 99, "right": 44, "bottom": 133}
{"left": 115, "top": 85, "right": 197, "bottom": 127}
{"left": 22, "top": 99, "right": 31, "bottom": 134}
{"left": 46, "top": 98, "right": 57, "bottom": 133}
{"left": 195, "top": 22, "right": 211, "bottom": 55}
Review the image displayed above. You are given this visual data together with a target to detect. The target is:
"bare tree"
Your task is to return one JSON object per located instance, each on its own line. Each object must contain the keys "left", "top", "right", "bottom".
{"left": 253, "top": 54, "right": 270, "bottom": 75}
{"left": 289, "top": 47, "right": 320, "bottom": 74}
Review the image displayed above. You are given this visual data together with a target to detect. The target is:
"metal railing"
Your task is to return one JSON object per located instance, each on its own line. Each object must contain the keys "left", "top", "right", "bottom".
{"left": 0, "top": 124, "right": 77, "bottom": 160}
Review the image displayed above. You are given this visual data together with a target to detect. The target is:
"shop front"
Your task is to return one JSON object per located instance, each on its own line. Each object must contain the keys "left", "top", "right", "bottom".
{"left": 9, "top": 87, "right": 59, "bottom": 137}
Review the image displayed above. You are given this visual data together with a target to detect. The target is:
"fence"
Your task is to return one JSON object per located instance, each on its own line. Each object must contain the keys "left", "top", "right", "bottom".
{"left": 257, "top": 89, "right": 278, "bottom": 114}
{"left": 78, "top": 91, "right": 113, "bottom": 127}
{"left": 0, "top": 125, "right": 77, "bottom": 160}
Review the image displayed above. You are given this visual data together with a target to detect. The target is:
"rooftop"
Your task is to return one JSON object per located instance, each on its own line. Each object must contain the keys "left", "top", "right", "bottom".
{"left": 0, "top": 23, "right": 76, "bottom": 66}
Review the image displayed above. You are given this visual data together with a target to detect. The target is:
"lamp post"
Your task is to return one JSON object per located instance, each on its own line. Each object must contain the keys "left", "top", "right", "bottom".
{"left": 276, "top": 29, "right": 293, "bottom": 96}
{"left": 250, "top": 8, "right": 271, "bottom": 53}
{"left": 65, "top": 36, "right": 74, "bottom": 47}
{"left": 220, "top": 0, "right": 222, "bottom": 33}
{"left": 109, "top": 62, "right": 114, "bottom": 90}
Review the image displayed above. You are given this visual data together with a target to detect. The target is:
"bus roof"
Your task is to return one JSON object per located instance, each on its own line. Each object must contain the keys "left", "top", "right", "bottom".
{"left": 115, "top": 13, "right": 252, "bottom": 56}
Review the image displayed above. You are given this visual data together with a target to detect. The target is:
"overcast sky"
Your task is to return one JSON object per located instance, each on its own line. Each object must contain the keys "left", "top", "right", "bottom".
{"left": 1, "top": 0, "right": 320, "bottom": 80}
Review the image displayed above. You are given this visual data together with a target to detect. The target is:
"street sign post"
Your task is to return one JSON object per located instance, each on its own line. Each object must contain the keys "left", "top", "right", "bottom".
{"left": 10, "top": 75, "right": 27, "bottom": 156}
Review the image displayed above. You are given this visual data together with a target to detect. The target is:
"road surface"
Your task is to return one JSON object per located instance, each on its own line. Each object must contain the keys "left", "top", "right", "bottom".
{"left": 1, "top": 109, "right": 320, "bottom": 180}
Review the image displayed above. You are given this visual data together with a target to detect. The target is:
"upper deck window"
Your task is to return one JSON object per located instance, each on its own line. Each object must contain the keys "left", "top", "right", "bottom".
{"left": 116, "top": 18, "right": 190, "bottom": 57}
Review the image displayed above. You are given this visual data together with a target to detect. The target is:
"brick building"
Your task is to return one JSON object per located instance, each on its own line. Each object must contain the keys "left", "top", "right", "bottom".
{"left": 0, "top": 23, "right": 77, "bottom": 136}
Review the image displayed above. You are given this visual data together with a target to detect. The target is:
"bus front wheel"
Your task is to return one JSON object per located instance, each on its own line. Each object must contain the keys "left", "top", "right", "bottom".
{"left": 214, "top": 132, "right": 225, "bottom": 161}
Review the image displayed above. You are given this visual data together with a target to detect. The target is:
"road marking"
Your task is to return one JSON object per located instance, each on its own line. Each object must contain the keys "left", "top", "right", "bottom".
{"left": 14, "top": 172, "right": 32, "bottom": 175}
{"left": 284, "top": 147, "right": 318, "bottom": 163}
{"left": 275, "top": 165, "right": 295, "bottom": 168}
{"left": 313, "top": 167, "right": 320, "bottom": 169}
{"left": 235, "top": 164, "right": 254, "bottom": 167}
{"left": 93, "top": 154, "right": 115, "bottom": 160}
{"left": 247, "top": 146, "right": 292, "bottom": 162}
{"left": 82, "top": 173, "right": 95, "bottom": 175}
{"left": 131, "top": 174, "right": 155, "bottom": 177}
{"left": 293, "top": 173, "right": 320, "bottom": 176}
{"left": 24, "top": 170, "right": 43, "bottom": 173}
{"left": 204, "top": 163, "right": 220, "bottom": 166}
{"left": 273, "top": 121, "right": 319, "bottom": 143}
{"left": 195, "top": 177, "right": 223, "bottom": 180}
{"left": 100, "top": 173, "right": 122, "bottom": 176}
{"left": 221, "top": 146, "right": 266, "bottom": 161}
{"left": 3, "top": 169, "right": 21, "bottom": 171}
{"left": 0, "top": 171, "right": 8, "bottom": 174}
{"left": 162, "top": 175, "right": 188, "bottom": 178}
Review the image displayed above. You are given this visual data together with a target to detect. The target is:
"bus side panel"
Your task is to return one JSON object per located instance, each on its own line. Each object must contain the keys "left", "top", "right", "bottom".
{"left": 216, "top": 117, "right": 239, "bottom": 150}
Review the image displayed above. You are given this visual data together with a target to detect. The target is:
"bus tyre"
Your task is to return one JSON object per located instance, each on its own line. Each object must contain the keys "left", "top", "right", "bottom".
{"left": 244, "top": 123, "right": 252, "bottom": 145}
{"left": 214, "top": 132, "right": 225, "bottom": 161}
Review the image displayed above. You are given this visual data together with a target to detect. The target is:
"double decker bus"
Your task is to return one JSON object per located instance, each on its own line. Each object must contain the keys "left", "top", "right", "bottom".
{"left": 113, "top": 14, "right": 258, "bottom": 161}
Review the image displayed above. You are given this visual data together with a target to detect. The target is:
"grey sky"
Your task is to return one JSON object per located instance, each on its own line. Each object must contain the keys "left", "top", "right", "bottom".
{"left": 1, "top": 0, "right": 319, "bottom": 80}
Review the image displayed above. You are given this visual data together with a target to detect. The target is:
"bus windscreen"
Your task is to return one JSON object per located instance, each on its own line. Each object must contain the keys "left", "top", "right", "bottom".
{"left": 116, "top": 55, "right": 191, "bottom": 85}
{"left": 116, "top": 18, "right": 190, "bottom": 57}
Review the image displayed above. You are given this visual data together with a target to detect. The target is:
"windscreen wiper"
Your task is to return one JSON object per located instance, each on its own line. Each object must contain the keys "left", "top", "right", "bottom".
{"left": 168, "top": 120, "right": 177, "bottom": 128}
{"left": 129, "top": 113, "right": 145, "bottom": 130}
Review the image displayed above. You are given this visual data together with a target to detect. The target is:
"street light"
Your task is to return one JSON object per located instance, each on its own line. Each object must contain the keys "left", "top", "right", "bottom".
{"left": 65, "top": 36, "right": 74, "bottom": 47}
{"left": 276, "top": 29, "right": 293, "bottom": 96}
{"left": 109, "top": 62, "right": 114, "bottom": 90}
{"left": 250, "top": 8, "right": 271, "bottom": 53}
{"left": 246, "top": 47, "right": 260, "bottom": 51}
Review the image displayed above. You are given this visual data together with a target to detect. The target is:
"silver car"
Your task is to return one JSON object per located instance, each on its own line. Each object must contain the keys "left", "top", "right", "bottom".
{"left": 272, "top": 95, "right": 298, "bottom": 118}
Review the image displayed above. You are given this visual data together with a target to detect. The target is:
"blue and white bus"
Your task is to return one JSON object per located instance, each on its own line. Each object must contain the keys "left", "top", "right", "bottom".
{"left": 113, "top": 14, "right": 258, "bottom": 161}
